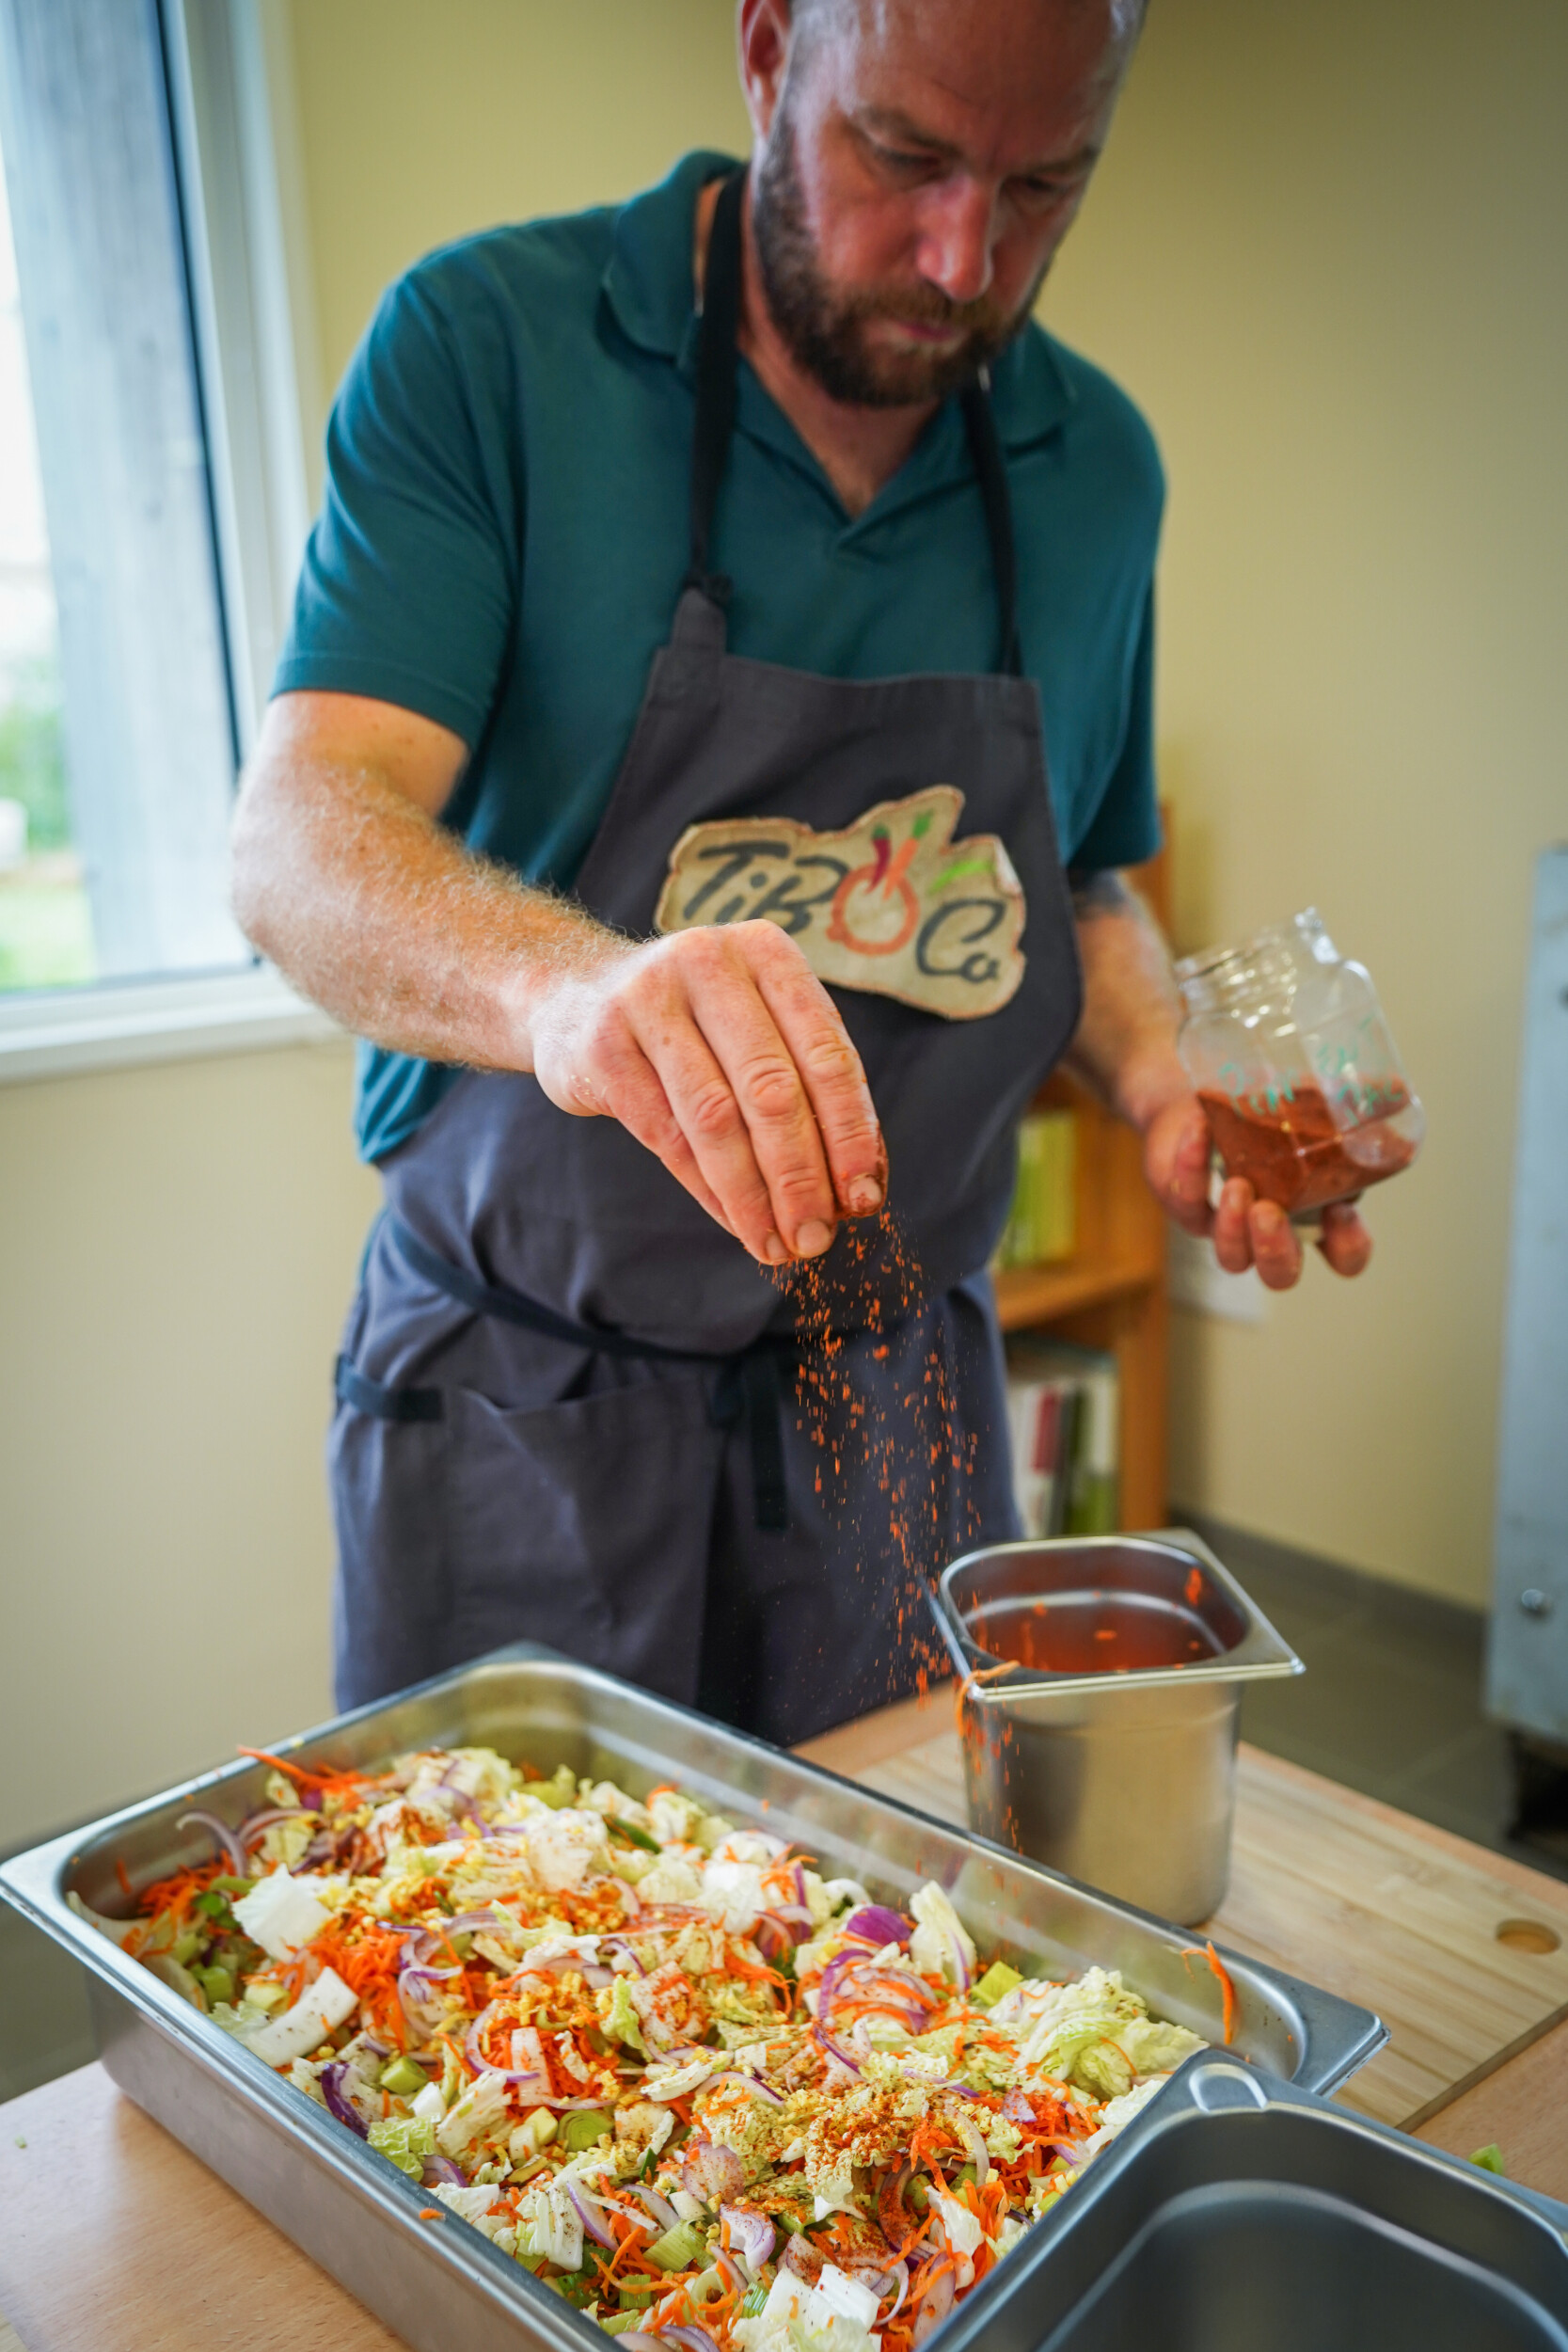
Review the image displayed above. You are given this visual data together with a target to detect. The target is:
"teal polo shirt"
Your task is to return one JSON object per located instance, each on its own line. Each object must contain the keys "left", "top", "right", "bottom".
{"left": 275, "top": 151, "right": 1165, "bottom": 1164}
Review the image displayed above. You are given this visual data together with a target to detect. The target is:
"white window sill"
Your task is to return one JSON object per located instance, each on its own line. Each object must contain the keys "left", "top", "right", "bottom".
{"left": 0, "top": 964, "right": 343, "bottom": 1084}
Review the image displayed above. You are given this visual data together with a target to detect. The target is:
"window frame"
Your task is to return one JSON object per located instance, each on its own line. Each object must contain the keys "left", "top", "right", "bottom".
{"left": 0, "top": 0, "right": 335, "bottom": 1082}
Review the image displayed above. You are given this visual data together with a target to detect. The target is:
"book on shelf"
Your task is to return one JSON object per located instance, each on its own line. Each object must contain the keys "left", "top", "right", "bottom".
{"left": 1004, "top": 1337, "right": 1119, "bottom": 1538}
{"left": 993, "top": 1107, "right": 1077, "bottom": 1271}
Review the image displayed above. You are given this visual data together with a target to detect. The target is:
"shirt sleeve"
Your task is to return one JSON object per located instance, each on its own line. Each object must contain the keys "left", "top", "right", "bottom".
{"left": 273, "top": 265, "right": 518, "bottom": 748}
{"left": 1067, "top": 581, "right": 1162, "bottom": 874}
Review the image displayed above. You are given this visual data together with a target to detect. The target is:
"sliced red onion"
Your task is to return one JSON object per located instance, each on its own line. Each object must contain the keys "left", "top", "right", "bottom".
{"left": 626, "top": 2181, "right": 680, "bottom": 2233}
{"left": 174, "top": 1809, "right": 250, "bottom": 1878}
{"left": 705, "top": 2071, "right": 785, "bottom": 2106}
{"left": 238, "top": 1804, "right": 307, "bottom": 1845}
{"left": 957, "top": 2117, "right": 990, "bottom": 2185}
{"left": 1001, "top": 2090, "right": 1035, "bottom": 2123}
{"left": 761, "top": 1903, "right": 815, "bottom": 1931}
{"left": 602, "top": 1935, "right": 647, "bottom": 1975}
{"left": 911, "top": 2265, "right": 956, "bottom": 2346}
{"left": 566, "top": 2180, "right": 617, "bottom": 2252}
{"left": 659, "top": 2328, "right": 721, "bottom": 2352}
{"left": 715, "top": 2249, "right": 748, "bottom": 2297}
{"left": 946, "top": 1931, "right": 973, "bottom": 1994}
{"left": 421, "top": 2153, "right": 466, "bottom": 2185}
{"left": 812, "top": 2022, "right": 862, "bottom": 2074}
{"left": 321, "top": 2060, "right": 371, "bottom": 2138}
{"left": 1040, "top": 2137, "right": 1089, "bottom": 2168}
{"left": 461, "top": 2002, "right": 550, "bottom": 2087}
{"left": 721, "top": 2204, "right": 776, "bottom": 2273}
{"left": 844, "top": 1905, "right": 911, "bottom": 1948}
{"left": 792, "top": 1862, "right": 808, "bottom": 1907}
{"left": 680, "top": 2139, "right": 745, "bottom": 2205}
{"left": 878, "top": 2160, "right": 914, "bottom": 2250}
{"left": 752, "top": 1917, "right": 789, "bottom": 1963}
{"left": 291, "top": 1830, "right": 336, "bottom": 1872}
{"left": 880, "top": 2261, "right": 911, "bottom": 2323}
{"left": 443, "top": 1907, "right": 509, "bottom": 1935}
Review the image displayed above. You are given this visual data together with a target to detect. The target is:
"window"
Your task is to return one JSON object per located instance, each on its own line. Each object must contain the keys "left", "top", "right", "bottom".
{"left": 0, "top": 0, "right": 330, "bottom": 1070}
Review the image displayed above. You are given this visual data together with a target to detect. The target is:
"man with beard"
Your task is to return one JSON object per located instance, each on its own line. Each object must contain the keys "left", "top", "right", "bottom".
{"left": 232, "top": 0, "right": 1370, "bottom": 1740}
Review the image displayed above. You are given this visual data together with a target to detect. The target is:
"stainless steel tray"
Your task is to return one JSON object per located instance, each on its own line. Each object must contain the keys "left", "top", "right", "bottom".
{"left": 0, "top": 1645, "right": 1386, "bottom": 2352}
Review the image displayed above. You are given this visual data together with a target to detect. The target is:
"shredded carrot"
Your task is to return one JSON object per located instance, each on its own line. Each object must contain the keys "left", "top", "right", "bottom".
{"left": 418, "top": 2207, "right": 442, "bottom": 2220}
{"left": 115, "top": 1857, "right": 134, "bottom": 1900}
{"left": 1180, "top": 1939, "right": 1237, "bottom": 2044}
{"left": 137, "top": 1859, "right": 225, "bottom": 1922}
{"left": 236, "top": 1744, "right": 364, "bottom": 1793}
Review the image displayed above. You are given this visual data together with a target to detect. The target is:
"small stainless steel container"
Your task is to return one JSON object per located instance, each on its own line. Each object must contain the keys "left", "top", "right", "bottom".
{"left": 932, "top": 1530, "right": 1303, "bottom": 1924}
{"left": 935, "top": 2058, "right": 1568, "bottom": 2352}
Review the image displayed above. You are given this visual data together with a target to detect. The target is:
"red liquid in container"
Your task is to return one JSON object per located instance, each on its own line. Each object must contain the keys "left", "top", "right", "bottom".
{"left": 974, "top": 1594, "right": 1225, "bottom": 1677}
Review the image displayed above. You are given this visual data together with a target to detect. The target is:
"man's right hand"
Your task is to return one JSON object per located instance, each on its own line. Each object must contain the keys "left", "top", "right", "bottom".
{"left": 231, "top": 691, "right": 883, "bottom": 1265}
{"left": 526, "top": 918, "right": 885, "bottom": 1263}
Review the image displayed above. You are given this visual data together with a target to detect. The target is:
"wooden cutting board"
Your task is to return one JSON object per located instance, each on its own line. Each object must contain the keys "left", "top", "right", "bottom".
{"left": 799, "top": 1699, "right": 1568, "bottom": 2133}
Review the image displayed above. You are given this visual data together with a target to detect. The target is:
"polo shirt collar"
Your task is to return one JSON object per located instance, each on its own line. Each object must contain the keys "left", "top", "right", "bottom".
{"left": 602, "top": 149, "right": 1076, "bottom": 454}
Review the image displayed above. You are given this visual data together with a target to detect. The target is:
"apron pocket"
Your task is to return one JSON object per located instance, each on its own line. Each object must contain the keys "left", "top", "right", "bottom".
{"left": 446, "top": 1370, "right": 720, "bottom": 1706}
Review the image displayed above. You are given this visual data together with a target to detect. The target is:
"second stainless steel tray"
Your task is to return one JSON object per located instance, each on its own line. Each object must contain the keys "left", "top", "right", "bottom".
{"left": 0, "top": 1645, "right": 1386, "bottom": 2352}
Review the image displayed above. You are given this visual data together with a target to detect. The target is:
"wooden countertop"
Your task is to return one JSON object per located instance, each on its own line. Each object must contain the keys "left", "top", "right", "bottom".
{"left": 6, "top": 1708, "right": 1568, "bottom": 2350}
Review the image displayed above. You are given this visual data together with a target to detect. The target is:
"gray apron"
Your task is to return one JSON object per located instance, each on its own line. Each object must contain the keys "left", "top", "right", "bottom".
{"left": 329, "top": 172, "right": 1084, "bottom": 1742}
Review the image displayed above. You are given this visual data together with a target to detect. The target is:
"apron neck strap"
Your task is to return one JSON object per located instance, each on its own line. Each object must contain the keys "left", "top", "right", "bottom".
{"left": 687, "top": 169, "right": 746, "bottom": 609}
{"left": 688, "top": 167, "right": 1022, "bottom": 678}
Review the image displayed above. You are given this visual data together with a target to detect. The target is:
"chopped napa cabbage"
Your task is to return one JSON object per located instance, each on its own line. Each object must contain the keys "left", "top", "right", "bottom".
{"left": 516, "top": 1808, "right": 611, "bottom": 1893}
{"left": 701, "top": 1859, "right": 768, "bottom": 1932}
{"left": 436, "top": 2065, "right": 512, "bottom": 2156}
{"left": 929, "top": 2188, "right": 984, "bottom": 2259}
{"left": 1119, "top": 2015, "right": 1206, "bottom": 2077}
{"left": 595, "top": 1974, "right": 648, "bottom": 2057}
{"left": 516, "top": 2175, "right": 584, "bottom": 2269}
{"left": 809, "top": 2264, "right": 879, "bottom": 2331}
{"left": 637, "top": 1854, "right": 705, "bottom": 1906}
{"left": 234, "top": 1965, "right": 358, "bottom": 2065}
{"left": 436, "top": 2179, "right": 520, "bottom": 2249}
{"left": 368, "top": 2113, "right": 436, "bottom": 2177}
{"left": 786, "top": 2312, "right": 877, "bottom": 2352}
{"left": 733, "top": 2265, "right": 810, "bottom": 2352}
{"left": 1085, "top": 2073, "right": 1171, "bottom": 2149}
{"left": 647, "top": 1788, "right": 708, "bottom": 1846}
{"left": 909, "top": 1883, "right": 977, "bottom": 1987}
{"left": 232, "top": 1867, "right": 330, "bottom": 1962}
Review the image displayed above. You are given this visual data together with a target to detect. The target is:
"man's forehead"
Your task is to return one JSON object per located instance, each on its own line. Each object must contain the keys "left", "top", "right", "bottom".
{"left": 795, "top": 0, "right": 1138, "bottom": 157}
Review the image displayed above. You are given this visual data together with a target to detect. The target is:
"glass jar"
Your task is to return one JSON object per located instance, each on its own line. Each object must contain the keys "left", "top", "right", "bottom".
{"left": 1174, "top": 910, "right": 1425, "bottom": 1217}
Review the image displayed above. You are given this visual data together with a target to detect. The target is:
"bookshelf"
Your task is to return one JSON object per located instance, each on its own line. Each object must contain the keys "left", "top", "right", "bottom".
{"left": 992, "top": 834, "right": 1172, "bottom": 1531}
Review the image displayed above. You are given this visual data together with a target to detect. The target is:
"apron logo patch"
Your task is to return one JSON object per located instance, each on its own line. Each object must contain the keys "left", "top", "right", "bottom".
{"left": 654, "top": 786, "right": 1025, "bottom": 1021}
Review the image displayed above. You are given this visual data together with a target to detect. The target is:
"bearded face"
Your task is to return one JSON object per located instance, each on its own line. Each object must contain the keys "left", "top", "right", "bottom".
{"left": 751, "top": 91, "right": 1045, "bottom": 408}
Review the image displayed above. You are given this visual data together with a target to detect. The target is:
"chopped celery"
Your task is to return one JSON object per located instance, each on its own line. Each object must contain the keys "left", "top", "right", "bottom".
{"left": 971, "top": 1961, "right": 1022, "bottom": 2010}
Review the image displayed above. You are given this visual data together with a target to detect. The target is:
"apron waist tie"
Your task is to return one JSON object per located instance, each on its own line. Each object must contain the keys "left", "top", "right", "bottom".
{"left": 378, "top": 1216, "right": 791, "bottom": 1534}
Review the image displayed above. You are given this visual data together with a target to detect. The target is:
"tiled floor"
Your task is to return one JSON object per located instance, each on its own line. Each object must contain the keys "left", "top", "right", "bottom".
{"left": 6, "top": 1521, "right": 1567, "bottom": 2104}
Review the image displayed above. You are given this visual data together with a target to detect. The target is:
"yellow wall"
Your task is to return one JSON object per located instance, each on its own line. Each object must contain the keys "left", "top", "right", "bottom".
{"left": 3, "top": 0, "right": 1560, "bottom": 1851}
{"left": 288, "top": 0, "right": 751, "bottom": 398}
{"left": 1041, "top": 0, "right": 1567, "bottom": 1603}
{"left": 0, "top": 1044, "right": 377, "bottom": 1851}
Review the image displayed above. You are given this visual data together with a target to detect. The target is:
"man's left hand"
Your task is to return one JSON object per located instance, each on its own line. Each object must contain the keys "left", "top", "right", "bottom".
{"left": 1143, "top": 1093, "right": 1373, "bottom": 1290}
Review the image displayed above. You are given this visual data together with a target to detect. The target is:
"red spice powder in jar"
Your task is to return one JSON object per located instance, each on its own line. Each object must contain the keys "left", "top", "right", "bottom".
{"left": 1199, "top": 1080, "right": 1418, "bottom": 1216}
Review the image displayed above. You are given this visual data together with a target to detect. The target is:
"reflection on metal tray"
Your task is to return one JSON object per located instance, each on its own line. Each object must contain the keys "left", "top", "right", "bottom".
{"left": 0, "top": 1646, "right": 1386, "bottom": 2352}
{"left": 934, "top": 2058, "right": 1568, "bottom": 2352}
